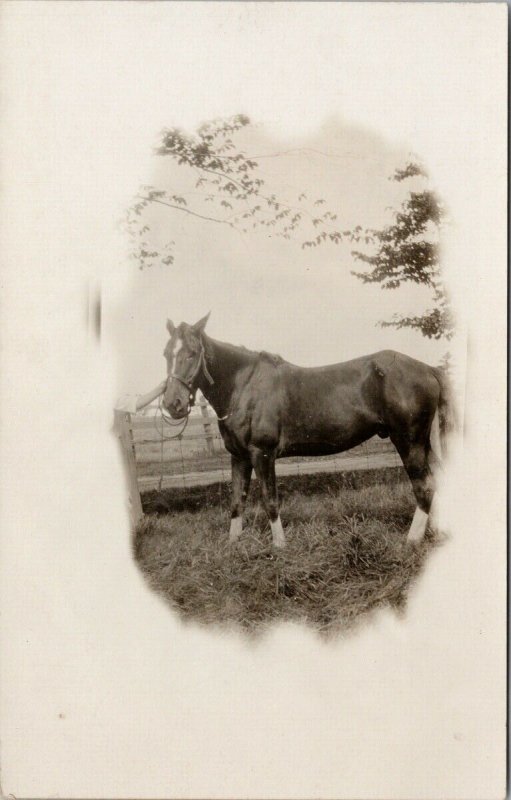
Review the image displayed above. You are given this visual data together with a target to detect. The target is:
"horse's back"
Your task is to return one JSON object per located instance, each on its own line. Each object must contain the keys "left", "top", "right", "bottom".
{"left": 370, "top": 350, "right": 440, "bottom": 392}
{"left": 370, "top": 350, "right": 441, "bottom": 426}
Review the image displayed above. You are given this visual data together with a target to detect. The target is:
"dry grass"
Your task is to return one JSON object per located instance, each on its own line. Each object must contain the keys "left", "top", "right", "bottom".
{"left": 134, "top": 469, "right": 444, "bottom": 638}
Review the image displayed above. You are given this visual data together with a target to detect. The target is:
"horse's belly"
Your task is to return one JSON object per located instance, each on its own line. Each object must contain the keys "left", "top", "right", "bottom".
{"left": 278, "top": 441, "right": 346, "bottom": 458}
{"left": 278, "top": 416, "right": 378, "bottom": 458}
{"left": 278, "top": 430, "right": 367, "bottom": 458}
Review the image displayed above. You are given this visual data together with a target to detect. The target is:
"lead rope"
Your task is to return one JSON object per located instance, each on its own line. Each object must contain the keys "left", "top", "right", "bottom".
{"left": 156, "top": 343, "right": 215, "bottom": 492}
{"left": 154, "top": 395, "right": 191, "bottom": 492}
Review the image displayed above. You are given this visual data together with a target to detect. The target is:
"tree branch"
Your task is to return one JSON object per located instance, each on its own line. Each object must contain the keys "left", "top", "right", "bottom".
{"left": 135, "top": 195, "right": 233, "bottom": 226}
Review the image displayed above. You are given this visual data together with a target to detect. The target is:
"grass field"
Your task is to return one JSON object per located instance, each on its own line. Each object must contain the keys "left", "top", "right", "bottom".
{"left": 134, "top": 467, "right": 444, "bottom": 637}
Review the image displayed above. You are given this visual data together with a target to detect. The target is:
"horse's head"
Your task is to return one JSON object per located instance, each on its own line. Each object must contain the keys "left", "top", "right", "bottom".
{"left": 163, "top": 312, "right": 212, "bottom": 418}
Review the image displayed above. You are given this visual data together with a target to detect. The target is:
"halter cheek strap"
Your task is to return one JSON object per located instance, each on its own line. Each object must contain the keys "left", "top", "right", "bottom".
{"left": 200, "top": 349, "right": 214, "bottom": 386}
{"left": 169, "top": 346, "right": 214, "bottom": 408}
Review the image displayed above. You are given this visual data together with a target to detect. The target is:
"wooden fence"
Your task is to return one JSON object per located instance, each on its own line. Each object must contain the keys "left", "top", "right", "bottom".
{"left": 115, "top": 394, "right": 228, "bottom": 525}
{"left": 115, "top": 392, "right": 401, "bottom": 526}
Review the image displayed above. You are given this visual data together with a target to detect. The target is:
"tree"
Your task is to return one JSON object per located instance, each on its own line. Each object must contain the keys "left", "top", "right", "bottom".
{"left": 124, "top": 114, "right": 344, "bottom": 270}
{"left": 349, "top": 162, "right": 454, "bottom": 340}
{"left": 125, "top": 119, "right": 453, "bottom": 343}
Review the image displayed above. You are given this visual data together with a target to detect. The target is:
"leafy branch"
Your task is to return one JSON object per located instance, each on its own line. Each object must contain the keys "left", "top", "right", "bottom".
{"left": 349, "top": 162, "right": 454, "bottom": 340}
{"left": 124, "top": 115, "right": 347, "bottom": 269}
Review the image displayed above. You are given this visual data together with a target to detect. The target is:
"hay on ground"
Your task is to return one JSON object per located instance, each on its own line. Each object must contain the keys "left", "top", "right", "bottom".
{"left": 134, "top": 470, "right": 444, "bottom": 638}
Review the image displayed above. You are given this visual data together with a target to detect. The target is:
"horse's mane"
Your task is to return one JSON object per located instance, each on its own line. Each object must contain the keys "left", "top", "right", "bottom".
{"left": 205, "top": 335, "right": 284, "bottom": 366}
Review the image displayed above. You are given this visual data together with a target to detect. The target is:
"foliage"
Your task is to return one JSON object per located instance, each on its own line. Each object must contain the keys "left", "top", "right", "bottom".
{"left": 125, "top": 114, "right": 344, "bottom": 270}
{"left": 350, "top": 162, "right": 454, "bottom": 340}
{"left": 125, "top": 118, "right": 453, "bottom": 342}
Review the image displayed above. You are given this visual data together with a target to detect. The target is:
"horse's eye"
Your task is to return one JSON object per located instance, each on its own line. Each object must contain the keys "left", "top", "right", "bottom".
{"left": 187, "top": 354, "right": 194, "bottom": 361}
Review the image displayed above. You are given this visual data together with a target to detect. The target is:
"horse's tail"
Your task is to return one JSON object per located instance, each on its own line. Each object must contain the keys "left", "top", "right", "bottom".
{"left": 432, "top": 367, "right": 459, "bottom": 460}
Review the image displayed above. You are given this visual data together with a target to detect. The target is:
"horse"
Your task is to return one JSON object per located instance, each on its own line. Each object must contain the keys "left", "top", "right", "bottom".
{"left": 163, "top": 313, "right": 454, "bottom": 547}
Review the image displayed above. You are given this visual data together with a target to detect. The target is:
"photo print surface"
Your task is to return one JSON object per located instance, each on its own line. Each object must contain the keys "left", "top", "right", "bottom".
{"left": 0, "top": 3, "right": 506, "bottom": 799}
{"left": 122, "top": 115, "right": 458, "bottom": 636}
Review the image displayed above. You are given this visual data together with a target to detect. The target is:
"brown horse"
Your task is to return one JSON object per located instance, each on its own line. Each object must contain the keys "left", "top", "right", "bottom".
{"left": 163, "top": 314, "right": 453, "bottom": 547}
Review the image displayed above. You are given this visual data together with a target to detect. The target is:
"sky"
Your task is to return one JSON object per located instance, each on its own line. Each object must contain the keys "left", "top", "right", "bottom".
{"left": 112, "top": 117, "right": 445, "bottom": 394}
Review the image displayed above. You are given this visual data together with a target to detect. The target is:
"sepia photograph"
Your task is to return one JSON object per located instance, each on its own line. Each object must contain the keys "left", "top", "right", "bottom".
{"left": 117, "top": 116, "right": 460, "bottom": 636}
{"left": 0, "top": 3, "right": 506, "bottom": 799}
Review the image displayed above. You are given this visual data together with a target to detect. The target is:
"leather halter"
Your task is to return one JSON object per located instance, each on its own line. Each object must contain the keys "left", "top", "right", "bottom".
{"left": 168, "top": 344, "right": 214, "bottom": 410}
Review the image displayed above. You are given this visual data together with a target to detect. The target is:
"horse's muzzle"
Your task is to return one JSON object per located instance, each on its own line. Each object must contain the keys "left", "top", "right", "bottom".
{"left": 165, "top": 398, "right": 188, "bottom": 419}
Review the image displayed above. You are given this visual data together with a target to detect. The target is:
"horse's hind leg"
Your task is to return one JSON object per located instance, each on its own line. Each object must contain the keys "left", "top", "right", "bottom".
{"left": 250, "top": 447, "right": 285, "bottom": 548}
{"left": 392, "top": 435, "right": 435, "bottom": 543}
{"left": 229, "top": 456, "right": 253, "bottom": 542}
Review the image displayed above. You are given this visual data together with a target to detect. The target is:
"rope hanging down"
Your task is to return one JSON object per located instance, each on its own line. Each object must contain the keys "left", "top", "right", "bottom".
{"left": 154, "top": 395, "right": 191, "bottom": 492}
{"left": 154, "top": 394, "right": 190, "bottom": 440}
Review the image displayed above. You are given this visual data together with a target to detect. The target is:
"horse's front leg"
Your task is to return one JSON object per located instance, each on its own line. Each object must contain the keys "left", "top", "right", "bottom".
{"left": 229, "top": 455, "right": 253, "bottom": 543}
{"left": 250, "top": 448, "right": 285, "bottom": 548}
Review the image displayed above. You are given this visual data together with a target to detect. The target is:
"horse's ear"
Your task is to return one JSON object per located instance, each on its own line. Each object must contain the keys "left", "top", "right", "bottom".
{"left": 192, "top": 311, "right": 210, "bottom": 335}
{"left": 166, "top": 319, "right": 175, "bottom": 335}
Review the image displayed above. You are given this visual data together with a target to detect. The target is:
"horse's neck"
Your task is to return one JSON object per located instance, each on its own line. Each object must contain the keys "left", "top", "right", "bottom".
{"left": 199, "top": 336, "right": 256, "bottom": 417}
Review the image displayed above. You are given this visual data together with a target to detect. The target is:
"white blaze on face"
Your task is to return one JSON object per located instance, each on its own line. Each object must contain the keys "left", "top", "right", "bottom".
{"left": 169, "top": 336, "right": 183, "bottom": 374}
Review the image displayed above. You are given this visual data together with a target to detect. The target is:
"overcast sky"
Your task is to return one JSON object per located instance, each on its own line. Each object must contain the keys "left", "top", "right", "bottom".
{"left": 112, "top": 117, "right": 445, "bottom": 393}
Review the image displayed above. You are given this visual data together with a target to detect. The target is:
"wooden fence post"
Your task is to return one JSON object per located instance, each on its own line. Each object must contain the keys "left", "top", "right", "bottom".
{"left": 114, "top": 409, "right": 144, "bottom": 526}
{"left": 199, "top": 395, "right": 215, "bottom": 455}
